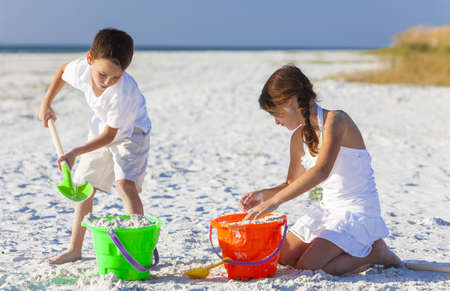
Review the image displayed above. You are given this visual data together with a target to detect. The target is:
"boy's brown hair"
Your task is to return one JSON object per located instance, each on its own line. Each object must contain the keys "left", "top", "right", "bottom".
{"left": 90, "top": 28, "right": 134, "bottom": 70}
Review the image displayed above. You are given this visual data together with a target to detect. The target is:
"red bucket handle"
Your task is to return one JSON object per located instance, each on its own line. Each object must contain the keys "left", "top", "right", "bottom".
{"left": 209, "top": 220, "right": 288, "bottom": 266}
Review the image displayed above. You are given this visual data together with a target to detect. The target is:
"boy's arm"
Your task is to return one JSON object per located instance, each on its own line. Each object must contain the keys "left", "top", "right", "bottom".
{"left": 39, "top": 63, "right": 68, "bottom": 127}
{"left": 58, "top": 125, "right": 118, "bottom": 169}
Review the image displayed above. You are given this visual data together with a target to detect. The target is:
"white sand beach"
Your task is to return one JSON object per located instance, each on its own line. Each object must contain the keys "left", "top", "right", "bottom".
{"left": 0, "top": 50, "right": 449, "bottom": 290}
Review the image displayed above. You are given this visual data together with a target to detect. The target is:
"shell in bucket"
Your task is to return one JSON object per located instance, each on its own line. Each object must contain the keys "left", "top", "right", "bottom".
{"left": 82, "top": 215, "right": 163, "bottom": 281}
{"left": 210, "top": 213, "right": 287, "bottom": 280}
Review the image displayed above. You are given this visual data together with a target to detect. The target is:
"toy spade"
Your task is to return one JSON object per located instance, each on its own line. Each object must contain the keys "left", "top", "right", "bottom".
{"left": 47, "top": 119, "right": 93, "bottom": 202}
{"left": 405, "top": 262, "right": 450, "bottom": 273}
{"left": 184, "top": 257, "right": 230, "bottom": 279}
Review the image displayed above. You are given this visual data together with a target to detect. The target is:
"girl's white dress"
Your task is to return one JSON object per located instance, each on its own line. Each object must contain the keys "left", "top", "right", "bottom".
{"left": 290, "top": 105, "right": 388, "bottom": 257}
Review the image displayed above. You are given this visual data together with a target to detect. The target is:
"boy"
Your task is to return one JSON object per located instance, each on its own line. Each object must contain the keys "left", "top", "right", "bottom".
{"left": 39, "top": 28, "right": 151, "bottom": 264}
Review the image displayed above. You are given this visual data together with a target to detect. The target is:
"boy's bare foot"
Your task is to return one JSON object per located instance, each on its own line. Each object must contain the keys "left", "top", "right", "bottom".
{"left": 45, "top": 249, "right": 82, "bottom": 264}
{"left": 370, "top": 239, "right": 402, "bottom": 269}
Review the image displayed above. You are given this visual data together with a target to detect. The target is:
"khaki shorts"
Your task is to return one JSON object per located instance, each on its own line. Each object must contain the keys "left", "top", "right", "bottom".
{"left": 73, "top": 127, "right": 150, "bottom": 193}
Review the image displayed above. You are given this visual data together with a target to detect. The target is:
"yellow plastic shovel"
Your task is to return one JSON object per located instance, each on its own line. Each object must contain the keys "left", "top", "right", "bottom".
{"left": 184, "top": 257, "right": 231, "bottom": 279}
{"left": 47, "top": 119, "right": 93, "bottom": 202}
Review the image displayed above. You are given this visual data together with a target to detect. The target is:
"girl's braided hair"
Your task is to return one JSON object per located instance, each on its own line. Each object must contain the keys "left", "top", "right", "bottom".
{"left": 259, "top": 65, "right": 319, "bottom": 155}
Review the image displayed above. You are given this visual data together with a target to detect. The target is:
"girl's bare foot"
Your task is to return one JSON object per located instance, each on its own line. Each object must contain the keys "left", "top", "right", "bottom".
{"left": 45, "top": 249, "right": 81, "bottom": 264}
{"left": 370, "top": 239, "right": 402, "bottom": 269}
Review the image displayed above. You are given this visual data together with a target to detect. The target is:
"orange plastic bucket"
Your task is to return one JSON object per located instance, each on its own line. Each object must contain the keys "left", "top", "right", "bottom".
{"left": 210, "top": 213, "right": 287, "bottom": 280}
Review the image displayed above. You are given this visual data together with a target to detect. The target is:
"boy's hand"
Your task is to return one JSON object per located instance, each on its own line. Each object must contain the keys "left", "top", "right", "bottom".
{"left": 39, "top": 104, "right": 57, "bottom": 127}
{"left": 239, "top": 191, "right": 264, "bottom": 212}
{"left": 57, "top": 148, "right": 80, "bottom": 170}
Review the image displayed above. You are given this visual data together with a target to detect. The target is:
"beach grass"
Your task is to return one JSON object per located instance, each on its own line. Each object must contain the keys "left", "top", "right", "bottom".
{"left": 333, "top": 26, "right": 450, "bottom": 87}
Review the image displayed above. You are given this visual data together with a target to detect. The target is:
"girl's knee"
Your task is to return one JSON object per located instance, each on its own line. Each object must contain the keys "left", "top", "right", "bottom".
{"left": 278, "top": 232, "right": 309, "bottom": 267}
{"left": 278, "top": 251, "right": 296, "bottom": 267}
{"left": 295, "top": 251, "right": 328, "bottom": 271}
{"left": 296, "top": 238, "right": 343, "bottom": 270}
{"left": 278, "top": 255, "right": 289, "bottom": 266}
{"left": 321, "top": 263, "right": 342, "bottom": 275}
{"left": 296, "top": 257, "right": 323, "bottom": 271}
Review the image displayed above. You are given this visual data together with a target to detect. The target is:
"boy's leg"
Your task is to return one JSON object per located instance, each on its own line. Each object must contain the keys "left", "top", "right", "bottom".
{"left": 116, "top": 179, "right": 144, "bottom": 215}
{"left": 47, "top": 189, "right": 96, "bottom": 264}
{"left": 278, "top": 232, "right": 311, "bottom": 267}
{"left": 111, "top": 128, "right": 150, "bottom": 216}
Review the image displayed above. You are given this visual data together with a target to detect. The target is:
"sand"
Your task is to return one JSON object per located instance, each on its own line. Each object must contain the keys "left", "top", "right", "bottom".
{"left": 0, "top": 50, "right": 449, "bottom": 290}
{"left": 82, "top": 214, "right": 157, "bottom": 229}
{"left": 226, "top": 214, "right": 285, "bottom": 225}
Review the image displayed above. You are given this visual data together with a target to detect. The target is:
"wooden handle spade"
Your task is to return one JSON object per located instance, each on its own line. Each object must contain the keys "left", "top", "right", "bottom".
{"left": 405, "top": 263, "right": 450, "bottom": 273}
{"left": 47, "top": 119, "right": 68, "bottom": 167}
{"left": 46, "top": 118, "right": 94, "bottom": 202}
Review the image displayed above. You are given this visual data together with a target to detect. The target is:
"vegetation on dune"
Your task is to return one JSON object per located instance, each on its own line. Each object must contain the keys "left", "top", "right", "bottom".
{"left": 335, "top": 26, "right": 450, "bottom": 87}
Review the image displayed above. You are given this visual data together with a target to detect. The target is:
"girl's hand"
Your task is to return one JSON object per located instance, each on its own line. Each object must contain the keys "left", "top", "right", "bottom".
{"left": 239, "top": 191, "right": 264, "bottom": 212}
{"left": 39, "top": 105, "right": 56, "bottom": 127}
{"left": 244, "top": 198, "right": 281, "bottom": 220}
{"left": 57, "top": 148, "right": 79, "bottom": 170}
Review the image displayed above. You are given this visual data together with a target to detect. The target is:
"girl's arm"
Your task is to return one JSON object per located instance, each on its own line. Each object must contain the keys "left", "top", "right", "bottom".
{"left": 240, "top": 128, "right": 306, "bottom": 211}
{"left": 39, "top": 63, "right": 68, "bottom": 127}
{"left": 245, "top": 111, "right": 345, "bottom": 219}
{"left": 286, "top": 127, "right": 307, "bottom": 184}
{"left": 267, "top": 127, "right": 308, "bottom": 197}
{"left": 57, "top": 125, "right": 118, "bottom": 169}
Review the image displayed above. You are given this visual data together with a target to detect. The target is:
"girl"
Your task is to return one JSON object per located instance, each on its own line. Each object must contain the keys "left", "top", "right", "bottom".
{"left": 240, "top": 65, "right": 402, "bottom": 275}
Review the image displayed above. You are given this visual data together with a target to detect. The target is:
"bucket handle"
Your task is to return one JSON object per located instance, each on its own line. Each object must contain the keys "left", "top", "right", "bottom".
{"left": 107, "top": 229, "right": 159, "bottom": 272}
{"left": 209, "top": 221, "right": 288, "bottom": 266}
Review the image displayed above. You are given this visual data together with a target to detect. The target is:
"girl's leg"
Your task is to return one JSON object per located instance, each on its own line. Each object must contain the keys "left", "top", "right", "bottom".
{"left": 278, "top": 232, "right": 311, "bottom": 267}
{"left": 295, "top": 238, "right": 344, "bottom": 271}
{"left": 116, "top": 179, "right": 143, "bottom": 215}
{"left": 322, "top": 239, "right": 402, "bottom": 275}
{"left": 47, "top": 189, "right": 97, "bottom": 264}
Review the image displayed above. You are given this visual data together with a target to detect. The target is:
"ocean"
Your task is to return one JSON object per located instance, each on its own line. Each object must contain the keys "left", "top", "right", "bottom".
{"left": 0, "top": 44, "right": 377, "bottom": 53}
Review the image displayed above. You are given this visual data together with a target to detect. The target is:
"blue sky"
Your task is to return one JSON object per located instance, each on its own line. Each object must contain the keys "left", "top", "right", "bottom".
{"left": 1, "top": 0, "right": 449, "bottom": 48}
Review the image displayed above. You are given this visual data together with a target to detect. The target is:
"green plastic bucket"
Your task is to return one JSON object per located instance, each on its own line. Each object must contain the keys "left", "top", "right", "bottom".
{"left": 82, "top": 215, "right": 163, "bottom": 281}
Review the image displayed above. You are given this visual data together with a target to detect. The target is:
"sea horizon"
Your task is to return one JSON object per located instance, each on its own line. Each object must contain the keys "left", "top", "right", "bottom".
{"left": 0, "top": 44, "right": 380, "bottom": 53}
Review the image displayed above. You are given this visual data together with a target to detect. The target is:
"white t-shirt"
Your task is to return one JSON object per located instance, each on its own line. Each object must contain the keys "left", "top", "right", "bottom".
{"left": 62, "top": 57, "right": 151, "bottom": 142}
